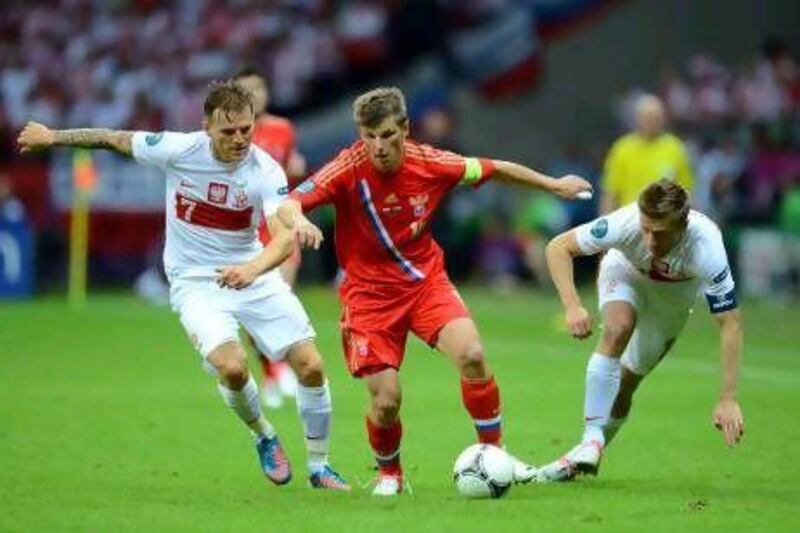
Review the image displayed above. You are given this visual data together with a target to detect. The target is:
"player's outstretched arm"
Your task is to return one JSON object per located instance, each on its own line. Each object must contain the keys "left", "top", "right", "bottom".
{"left": 545, "top": 230, "right": 593, "bottom": 339}
{"left": 712, "top": 308, "right": 745, "bottom": 446}
{"left": 491, "top": 160, "right": 593, "bottom": 200}
{"left": 276, "top": 199, "right": 323, "bottom": 250}
{"left": 17, "top": 121, "right": 133, "bottom": 157}
{"left": 216, "top": 215, "right": 295, "bottom": 289}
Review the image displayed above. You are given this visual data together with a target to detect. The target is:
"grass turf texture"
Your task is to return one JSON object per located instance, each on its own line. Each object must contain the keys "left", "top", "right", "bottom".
{"left": 1, "top": 288, "right": 799, "bottom": 532}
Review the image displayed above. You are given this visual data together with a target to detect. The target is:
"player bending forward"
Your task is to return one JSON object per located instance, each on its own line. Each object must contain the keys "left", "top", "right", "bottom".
{"left": 16, "top": 81, "right": 349, "bottom": 490}
{"left": 271, "top": 87, "right": 592, "bottom": 495}
{"left": 538, "top": 179, "right": 744, "bottom": 481}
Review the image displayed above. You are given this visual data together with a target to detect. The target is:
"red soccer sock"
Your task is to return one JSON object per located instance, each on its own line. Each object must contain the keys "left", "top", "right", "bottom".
{"left": 366, "top": 416, "right": 403, "bottom": 476}
{"left": 461, "top": 376, "right": 502, "bottom": 445}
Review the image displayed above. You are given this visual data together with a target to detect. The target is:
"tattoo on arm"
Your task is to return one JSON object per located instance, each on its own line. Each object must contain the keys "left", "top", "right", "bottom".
{"left": 53, "top": 129, "right": 134, "bottom": 157}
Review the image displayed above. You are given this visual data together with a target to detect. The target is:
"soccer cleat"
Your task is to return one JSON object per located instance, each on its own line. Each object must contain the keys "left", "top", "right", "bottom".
{"left": 535, "top": 456, "right": 577, "bottom": 483}
{"left": 565, "top": 439, "right": 603, "bottom": 475}
{"left": 309, "top": 465, "right": 351, "bottom": 491}
{"left": 371, "top": 473, "right": 403, "bottom": 496}
{"left": 256, "top": 434, "right": 292, "bottom": 485}
{"left": 506, "top": 452, "right": 539, "bottom": 484}
{"left": 536, "top": 440, "right": 603, "bottom": 483}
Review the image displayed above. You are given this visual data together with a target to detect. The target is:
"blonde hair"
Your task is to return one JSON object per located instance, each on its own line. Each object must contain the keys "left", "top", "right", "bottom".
{"left": 352, "top": 87, "right": 408, "bottom": 128}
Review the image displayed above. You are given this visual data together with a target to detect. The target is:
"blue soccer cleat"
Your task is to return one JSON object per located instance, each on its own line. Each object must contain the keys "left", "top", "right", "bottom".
{"left": 256, "top": 434, "right": 292, "bottom": 485}
{"left": 309, "top": 465, "right": 351, "bottom": 491}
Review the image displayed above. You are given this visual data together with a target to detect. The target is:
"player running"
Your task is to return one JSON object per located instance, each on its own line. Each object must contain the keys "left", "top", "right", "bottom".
{"left": 234, "top": 67, "right": 306, "bottom": 409}
{"left": 269, "top": 87, "right": 592, "bottom": 495}
{"left": 16, "top": 81, "right": 349, "bottom": 491}
{"left": 537, "top": 179, "right": 745, "bottom": 481}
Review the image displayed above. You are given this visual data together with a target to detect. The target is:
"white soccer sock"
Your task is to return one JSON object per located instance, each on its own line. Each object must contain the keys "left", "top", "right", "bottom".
{"left": 217, "top": 375, "right": 276, "bottom": 438}
{"left": 581, "top": 353, "right": 621, "bottom": 446}
{"left": 603, "top": 416, "right": 627, "bottom": 445}
{"left": 296, "top": 381, "right": 332, "bottom": 473}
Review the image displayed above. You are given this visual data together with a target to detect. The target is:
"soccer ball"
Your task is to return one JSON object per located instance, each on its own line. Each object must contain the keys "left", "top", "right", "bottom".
{"left": 453, "top": 444, "right": 514, "bottom": 499}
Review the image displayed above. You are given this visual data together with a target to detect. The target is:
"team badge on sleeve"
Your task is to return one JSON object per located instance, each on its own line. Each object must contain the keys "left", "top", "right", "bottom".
{"left": 296, "top": 180, "right": 316, "bottom": 194}
{"left": 590, "top": 218, "right": 609, "bottom": 239}
{"left": 145, "top": 132, "right": 164, "bottom": 146}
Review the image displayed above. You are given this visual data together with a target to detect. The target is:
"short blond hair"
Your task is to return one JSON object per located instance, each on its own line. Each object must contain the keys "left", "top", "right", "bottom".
{"left": 638, "top": 178, "right": 690, "bottom": 223}
{"left": 352, "top": 87, "right": 408, "bottom": 128}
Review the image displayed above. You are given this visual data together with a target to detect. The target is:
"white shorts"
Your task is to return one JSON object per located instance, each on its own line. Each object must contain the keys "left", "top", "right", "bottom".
{"left": 169, "top": 275, "right": 315, "bottom": 361}
{"left": 597, "top": 251, "right": 694, "bottom": 376}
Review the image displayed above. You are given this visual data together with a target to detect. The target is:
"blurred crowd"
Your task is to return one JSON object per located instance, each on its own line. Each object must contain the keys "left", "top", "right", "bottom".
{"left": 0, "top": 0, "right": 394, "bottom": 138}
{"left": 475, "top": 38, "right": 800, "bottom": 288}
{"left": 623, "top": 37, "right": 800, "bottom": 226}
{"left": 1, "top": 1, "right": 798, "bottom": 294}
{"left": 0, "top": 0, "right": 521, "bottom": 149}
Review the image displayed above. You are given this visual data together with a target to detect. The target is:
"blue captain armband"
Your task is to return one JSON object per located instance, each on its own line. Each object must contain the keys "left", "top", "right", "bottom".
{"left": 706, "top": 290, "right": 738, "bottom": 314}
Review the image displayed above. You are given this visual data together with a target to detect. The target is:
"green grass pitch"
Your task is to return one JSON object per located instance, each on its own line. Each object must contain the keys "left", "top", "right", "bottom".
{"left": 2, "top": 288, "right": 799, "bottom": 532}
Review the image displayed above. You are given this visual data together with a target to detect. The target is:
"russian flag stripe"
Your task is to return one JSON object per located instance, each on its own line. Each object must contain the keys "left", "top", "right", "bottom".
{"left": 474, "top": 415, "right": 502, "bottom": 428}
{"left": 358, "top": 179, "right": 425, "bottom": 282}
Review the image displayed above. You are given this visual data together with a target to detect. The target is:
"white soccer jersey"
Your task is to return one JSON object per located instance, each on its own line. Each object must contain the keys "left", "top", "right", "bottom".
{"left": 131, "top": 131, "right": 289, "bottom": 284}
{"left": 574, "top": 204, "right": 737, "bottom": 314}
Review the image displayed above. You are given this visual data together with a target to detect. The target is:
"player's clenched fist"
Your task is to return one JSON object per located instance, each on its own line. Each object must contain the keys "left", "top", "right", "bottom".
{"left": 294, "top": 218, "right": 323, "bottom": 250}
{"left": 713, "top": 398, "right": 745, "bottom": 446}
{"left": 553, "top": 174, "right": 593, "bottom": 200}
{"left": 216, "top": 264, "right": 259, "bottom": 290}
{"left": 565, "top": 304, "right": 592, "bottom": 339}
{"left": 17, "top": 121, "right": 55, "bottom": 153}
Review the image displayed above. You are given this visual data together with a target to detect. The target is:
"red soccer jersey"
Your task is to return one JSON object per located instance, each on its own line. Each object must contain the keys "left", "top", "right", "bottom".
{"left": 290, "top": 139, "right": 494, "bottom": 286}
{"left": 252, "top": 115, "right": 296, "bottom": 169}
{"left": 252, "top": 115, "right": 297, "bottom": 244}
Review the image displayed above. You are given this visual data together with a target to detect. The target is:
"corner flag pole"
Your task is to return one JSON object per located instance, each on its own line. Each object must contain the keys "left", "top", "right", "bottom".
{"left": 68, "top": 149, "right": 97, "bottom": 309}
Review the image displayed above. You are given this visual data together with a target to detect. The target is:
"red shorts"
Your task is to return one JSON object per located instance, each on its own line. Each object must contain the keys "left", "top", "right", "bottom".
{"left": 339, "top": 273, "right": 471, "bottom": 377}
